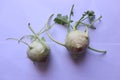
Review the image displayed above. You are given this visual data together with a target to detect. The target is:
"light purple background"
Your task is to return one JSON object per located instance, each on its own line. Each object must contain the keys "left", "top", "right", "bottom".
{"left": 0, "top": 0, "right": 120, "bottom": 80}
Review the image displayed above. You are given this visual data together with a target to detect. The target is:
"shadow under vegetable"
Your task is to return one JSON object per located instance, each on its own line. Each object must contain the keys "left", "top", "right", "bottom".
{"left": 33, "top": 54, "right": 51, "bottom": 72}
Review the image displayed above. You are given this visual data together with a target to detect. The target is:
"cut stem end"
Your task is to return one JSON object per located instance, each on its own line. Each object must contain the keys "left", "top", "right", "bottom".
{"left": 88, "top": 46, "right": 107, "bottom": 54}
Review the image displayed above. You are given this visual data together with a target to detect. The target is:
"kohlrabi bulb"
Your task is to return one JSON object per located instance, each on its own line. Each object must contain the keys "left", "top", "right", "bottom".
{"left": 65, "top": 30, "right": 89, "bottom": 54}
{"left": 27, "top": 40, "right": 50, "bottom": 62}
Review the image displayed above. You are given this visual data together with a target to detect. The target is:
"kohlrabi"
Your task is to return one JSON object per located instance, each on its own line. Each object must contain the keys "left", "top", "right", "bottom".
{"left": 46, "top": 4, "right": 106, "bottom": 56}
{"left": 7, "top": 23, "right": 50, "bottom": 62}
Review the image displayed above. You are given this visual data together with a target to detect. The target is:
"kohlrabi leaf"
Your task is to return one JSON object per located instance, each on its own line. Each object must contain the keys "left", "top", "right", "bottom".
{"left": 86, "top": 10, "right": 95, "bottom": 23}
{"left": 54, "top": 14, "right": 69, "bottom": 25}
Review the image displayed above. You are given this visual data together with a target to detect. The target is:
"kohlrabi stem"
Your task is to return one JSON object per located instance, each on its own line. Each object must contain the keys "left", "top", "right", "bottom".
{"left": 37, "top": 23, "right": 55, "bottom": 35}
{"left": 46, "top": 30, "right": 65, "bottom": 46}
{"left": 37, "top": 25, "right": 47, "bottom": 35}
{"left": 28, "top": 23, "right": 41, "bottom": 42}
{"left": 91, "top": 16, "right": 102, "bottom": 24}
{"left": 73, "top": 11, "right": 101, "bottom": 30}
{"left": 81, "top": 16, "right": 88, "bottom": 21}
{"left": 85, "top": 16, "right": 102, "bottom": 29}
{"left": 46, "top": 14, "right": 65, "bottom": 47}
{"left": 73, "top": 13, "right": 87, "bottom": 30}
{"left": 68, "top": 4, "right": 74, "bottom": 32}
{"left": 37, "top": 19, "right": 55, "bottom": 35}
{"left": 18, "top": 34, "right": 35, "bottom": 43}
{"left": 73, "top": 19, "right": 81, "bottom": 30}
{"left": 88, "top": 46, "right": 107, "bottom": 54}
{"left": 80, "top": 22, "right": 94, "bottom": 29}
{"left": 6, "top": 38, "right": 32, "bottom": 48}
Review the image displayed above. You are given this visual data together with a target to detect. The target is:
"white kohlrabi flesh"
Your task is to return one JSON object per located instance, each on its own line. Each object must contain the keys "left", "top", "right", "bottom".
{"left": 65, "top": 30, "right": 89, "bottom": 54}
{"left": 27, "top": 40, "right": 50, "bottom": 62}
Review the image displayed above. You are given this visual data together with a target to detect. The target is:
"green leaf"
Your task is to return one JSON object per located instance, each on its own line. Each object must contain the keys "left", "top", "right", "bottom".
{"left": 86, "top": 10, "right": 95, "bottom": 23}
{"left": 54, "top": 14, "right": 69, "bottom": 25}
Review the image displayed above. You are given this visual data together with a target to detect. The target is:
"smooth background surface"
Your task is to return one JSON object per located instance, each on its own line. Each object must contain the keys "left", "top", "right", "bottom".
{"left": 0, "top": 0, "right": 120, "bottom": 80}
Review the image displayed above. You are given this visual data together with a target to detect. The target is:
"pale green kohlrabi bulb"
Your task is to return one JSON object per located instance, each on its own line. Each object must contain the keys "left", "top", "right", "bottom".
{"left": 65, "top": 30, "right": 89, "bottom": 54}
{"left": 27, "top": 40, "right": 50, "bottom": 62}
